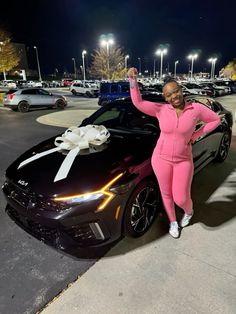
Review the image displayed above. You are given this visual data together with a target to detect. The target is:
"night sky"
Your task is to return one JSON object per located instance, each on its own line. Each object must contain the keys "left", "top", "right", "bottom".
{"left": 1, "top": 0, "right": 235, "bottom": 76}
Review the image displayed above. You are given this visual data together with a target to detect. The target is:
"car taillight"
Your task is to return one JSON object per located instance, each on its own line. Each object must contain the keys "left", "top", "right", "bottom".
{"left": 9, "top": 94, "right": 14, "bottom": 101}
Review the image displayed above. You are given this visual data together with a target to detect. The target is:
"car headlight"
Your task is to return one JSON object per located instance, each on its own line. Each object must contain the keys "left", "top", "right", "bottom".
{"left": 53, "top": 173, "right": 124, "bottom": 212}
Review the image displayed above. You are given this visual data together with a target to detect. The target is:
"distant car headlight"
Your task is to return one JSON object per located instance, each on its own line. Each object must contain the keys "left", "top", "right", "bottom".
{"left": 53, "top": 173, "right": 124, "bottom": 212}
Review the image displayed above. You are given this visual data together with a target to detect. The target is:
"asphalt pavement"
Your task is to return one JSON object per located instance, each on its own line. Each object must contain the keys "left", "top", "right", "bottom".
{"left": 36, "top": 97, "right": 236, "bottom": 314}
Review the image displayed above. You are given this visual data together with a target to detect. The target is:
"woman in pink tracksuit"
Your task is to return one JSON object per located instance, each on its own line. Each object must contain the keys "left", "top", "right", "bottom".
{"left": 127, "top": 67, "right": 220, "bottom": 238}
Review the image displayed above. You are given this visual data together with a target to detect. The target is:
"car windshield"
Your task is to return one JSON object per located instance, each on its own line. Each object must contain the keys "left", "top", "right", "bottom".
{"left": 88, "top": 101, "right": 160, "bottom": 134}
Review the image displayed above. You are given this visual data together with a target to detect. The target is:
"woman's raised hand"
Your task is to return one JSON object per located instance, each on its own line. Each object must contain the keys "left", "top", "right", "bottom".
{"left": 127, "top": 67, "right": 138, "bottom": 78}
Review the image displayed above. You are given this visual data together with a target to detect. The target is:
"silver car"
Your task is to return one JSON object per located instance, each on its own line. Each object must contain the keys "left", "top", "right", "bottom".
{"left": 3, "top": 88, "right": 67, "bottom": 112}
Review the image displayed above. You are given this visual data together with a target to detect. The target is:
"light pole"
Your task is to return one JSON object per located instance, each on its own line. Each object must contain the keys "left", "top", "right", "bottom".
{"left": 156, "top": 48, "right": 168, "bottom": 80}
{"left": 174, "top": 60, "right": 179, "bottom": 78}
{"left": 0, "top": 41, "right": 6, "bottom": 80}
{"left": 33, "top": 46, "right": 42, "bottom": 82}
{"left": 138, "top": 57, "right": 141, "bottom": 75}
{"left": 72, "top": 58, "right": 77, "bottom": 79}
{"left": 187, "top": 54, "right": 198, "bottom": 81}
{"left": 153, "top": 58, "right": 156, "bottom": 78}
{"left": 208, "top": 57, "right": 217, "bottom": 80}
{"left": 82, "top": 50, "right": 87, "bottom": 83}
{"left": 125, "top": 54, "right": 129, "bottom": 69}
{"left": 100, "top": 34, "right": 114, "bottom": 80}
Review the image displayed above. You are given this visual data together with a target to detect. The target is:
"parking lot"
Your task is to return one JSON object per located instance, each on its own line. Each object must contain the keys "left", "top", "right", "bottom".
{"left": 0, "top": 94, "right": 236, "bottom": 314}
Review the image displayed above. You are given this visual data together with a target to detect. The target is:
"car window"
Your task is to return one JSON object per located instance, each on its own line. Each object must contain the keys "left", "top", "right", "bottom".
{"left": 111, "top": 84, "right": 118, "bottom": 93}
{"left": 120, "top": 84, "right": 129, "bottom": 92}
{"left": 92, "top": 107, "right": 121, "bottom": 125}
{"left": 21, "top": 89, "right": 38, "bottom": 95}
{"left": 38, "top": 89, "right": 50, "bottom": 95}
{"left": 91, "top": 103, "right": 159, "bottom": 131}
{"left": 100, "top": 84, "right": 109, "bottom": 93}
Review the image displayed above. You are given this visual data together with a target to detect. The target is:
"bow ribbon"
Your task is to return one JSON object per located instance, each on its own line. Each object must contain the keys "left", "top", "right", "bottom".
{"left": 18, "top": 125, "right": 110, "bottom": 182}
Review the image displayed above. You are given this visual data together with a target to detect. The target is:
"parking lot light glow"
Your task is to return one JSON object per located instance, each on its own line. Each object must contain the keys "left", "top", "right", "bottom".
{"left": 187, "top": 54, "right": 198, "bottom": 81}
{"left": 125, "top": 55, "right": 129, "bottom": 69}
{"left": 156, "top": 48, "right": 168, "bottom": 80}
{"left": 174, "top": 60, "right": 179, "bottom": 78}
{"left": 82, "top": 50, "right": 87, "bottom": 83}
{"left": 33, "top": 46, "right": 42, "bottom": 82}
{"left": 100, "top": 34, "right": 115, "bottom": 80}
{"left": 208, "top": 57, "right": 217, "bottom": 80}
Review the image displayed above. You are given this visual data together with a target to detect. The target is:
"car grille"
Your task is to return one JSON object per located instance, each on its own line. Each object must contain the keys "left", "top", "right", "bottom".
{"left": 3, "top": 180, "right": 67, "bottom": 212}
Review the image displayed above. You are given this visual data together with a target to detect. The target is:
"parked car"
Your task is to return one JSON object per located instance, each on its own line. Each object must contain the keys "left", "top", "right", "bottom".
{"left": 181, "top": 82, "right": 213, "bottom": 96}
{"left": 202, "top": 82, "right": 228, "bottom": 97}
{"left": 213, "top": 81, "right": 232, "bottom": 94}
{"left": 3, "top": 88, "right": 67, "bottom": 112}
{"left": 2, "top": 94, "right": 232, "bottom": 251}
{"left": 70, "top": 81, "right": 99, "bottom": 97}
{"left": 26, "top": 81, "right": 43, "bottom": 88}
{"left": 98, "top": 81, "right": 147, "bottom": 106}
{"left": 61, "top": 78, "right": 73, "bottom": 87}
{"left": 1, "top": 80, "right": 17, "bottom": 89}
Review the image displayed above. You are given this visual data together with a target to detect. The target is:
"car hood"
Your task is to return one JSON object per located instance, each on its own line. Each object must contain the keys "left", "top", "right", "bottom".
{"left": 5, "top": 131, "right": 155, "bottom": 197}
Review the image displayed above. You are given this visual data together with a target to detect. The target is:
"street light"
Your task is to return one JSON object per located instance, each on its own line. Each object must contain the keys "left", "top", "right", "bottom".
{"left": 156, "top": 48, "right": 168, "bottom": 80}
{"left": 33, "top": 46, "right": 42, "bottom": 82}
{"left": 187, "top": 54, "right": 198, "bottom": 81}
{"left": 138, "top": 57, "right": 141, "bottom": 75}
{"left": 0, "top": 41, "right": 6, "bottom": 80}
{"left": 174, "top": 60, "right": 179, "bottom": 78}
{"left": 208, "top": 57, "right": 217, "bottom": 80}
{"left": 125, "top": 54, "right": 129, "bottom": 69}
{"left": 153, "top": 58, "right": 156, "bottom": 78}
{"left": 100, "top": 34, "right": 114, "bottom": 79}
{"left": 72, "top": 57, "right": 77, "bottom": 79}
{"left": 82, "top": 50, "right": 87, "bottom": 83}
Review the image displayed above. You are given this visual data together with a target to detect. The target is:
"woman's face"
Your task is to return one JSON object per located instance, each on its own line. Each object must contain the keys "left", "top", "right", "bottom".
{"left": 163, "top": 82, "right": 184, "bottom": 108}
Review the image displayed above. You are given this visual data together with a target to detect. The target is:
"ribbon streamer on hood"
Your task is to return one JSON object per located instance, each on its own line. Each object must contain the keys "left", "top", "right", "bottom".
{"left": 18, "top": 125, "right": 110, "bottom": 182}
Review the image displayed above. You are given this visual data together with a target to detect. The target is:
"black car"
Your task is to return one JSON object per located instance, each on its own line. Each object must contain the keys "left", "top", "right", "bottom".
{"left": 2, "top": 95, "right": 232, "bottom": 251}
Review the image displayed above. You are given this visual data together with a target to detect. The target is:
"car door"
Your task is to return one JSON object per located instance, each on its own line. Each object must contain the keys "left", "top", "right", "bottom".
{"left": 21, "top": 89, "right": 41, "bottom": 106}
{"left": 37, "top": 89, "right": 54, "bottom": 106}
{"left": 191, "top": 98, "right": 221, "bottom": 169}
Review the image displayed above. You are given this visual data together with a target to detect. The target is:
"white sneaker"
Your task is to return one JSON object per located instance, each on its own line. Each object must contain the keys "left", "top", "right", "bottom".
{"left": 180, "top": 210, "right": 194, "bottom": 228}
{"left": 169, "top": 221, "right": 179, "bottom": 238}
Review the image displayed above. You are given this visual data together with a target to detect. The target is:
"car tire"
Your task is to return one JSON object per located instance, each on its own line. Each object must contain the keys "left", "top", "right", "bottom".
{"left": 85, "top": 91, "right": 92, "bottom": 98}
{"left": 55, "top": 99, "right": 66, "bottom": 110}
{"left": 214, "top": 131, "right": 231, "bottom": 162}
{"left": 123, "top": 179, "right": 161, "bottom": 238}
{"left": 18, "top": 101, "right": 29, "bottom": 113}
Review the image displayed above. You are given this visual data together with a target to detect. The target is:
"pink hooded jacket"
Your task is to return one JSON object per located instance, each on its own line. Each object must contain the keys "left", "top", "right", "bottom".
{"left": 129, "top": 78, "right": 221, "bottom": 162}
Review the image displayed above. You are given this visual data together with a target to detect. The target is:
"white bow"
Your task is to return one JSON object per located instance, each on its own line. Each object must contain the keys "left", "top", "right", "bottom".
{"left": 18, "top": 125, "right": 110, "bottom": 182}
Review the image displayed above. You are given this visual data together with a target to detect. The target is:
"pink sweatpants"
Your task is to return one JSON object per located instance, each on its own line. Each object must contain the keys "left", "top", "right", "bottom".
{"left": 152, "top": 156, "right": 194, "bottom": 222}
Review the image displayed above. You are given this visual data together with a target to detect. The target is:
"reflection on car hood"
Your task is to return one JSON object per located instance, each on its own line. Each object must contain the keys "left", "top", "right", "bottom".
{"left": 6, "top": 131, "right": 155, "bottom": 197}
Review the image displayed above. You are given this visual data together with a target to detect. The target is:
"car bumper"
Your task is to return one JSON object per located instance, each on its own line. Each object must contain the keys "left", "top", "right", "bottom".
{"left": 2, "top": 180, "right": 126, "bottom": 250}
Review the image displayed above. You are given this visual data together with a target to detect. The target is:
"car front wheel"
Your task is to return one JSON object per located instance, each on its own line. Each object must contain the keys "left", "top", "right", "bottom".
{"left": 123, "top": 179, "right": 161, "bottom": 237}
{"left": 18, "top": 101, "right": 29, "bottom": 113}
{"left": 55, "top": 99, "right": 66, "bottom": 109}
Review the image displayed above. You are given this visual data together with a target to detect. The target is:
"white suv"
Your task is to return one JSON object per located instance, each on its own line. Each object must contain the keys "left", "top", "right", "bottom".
{"left": 70, "top": 82, "right": 99, "bottom": 97}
